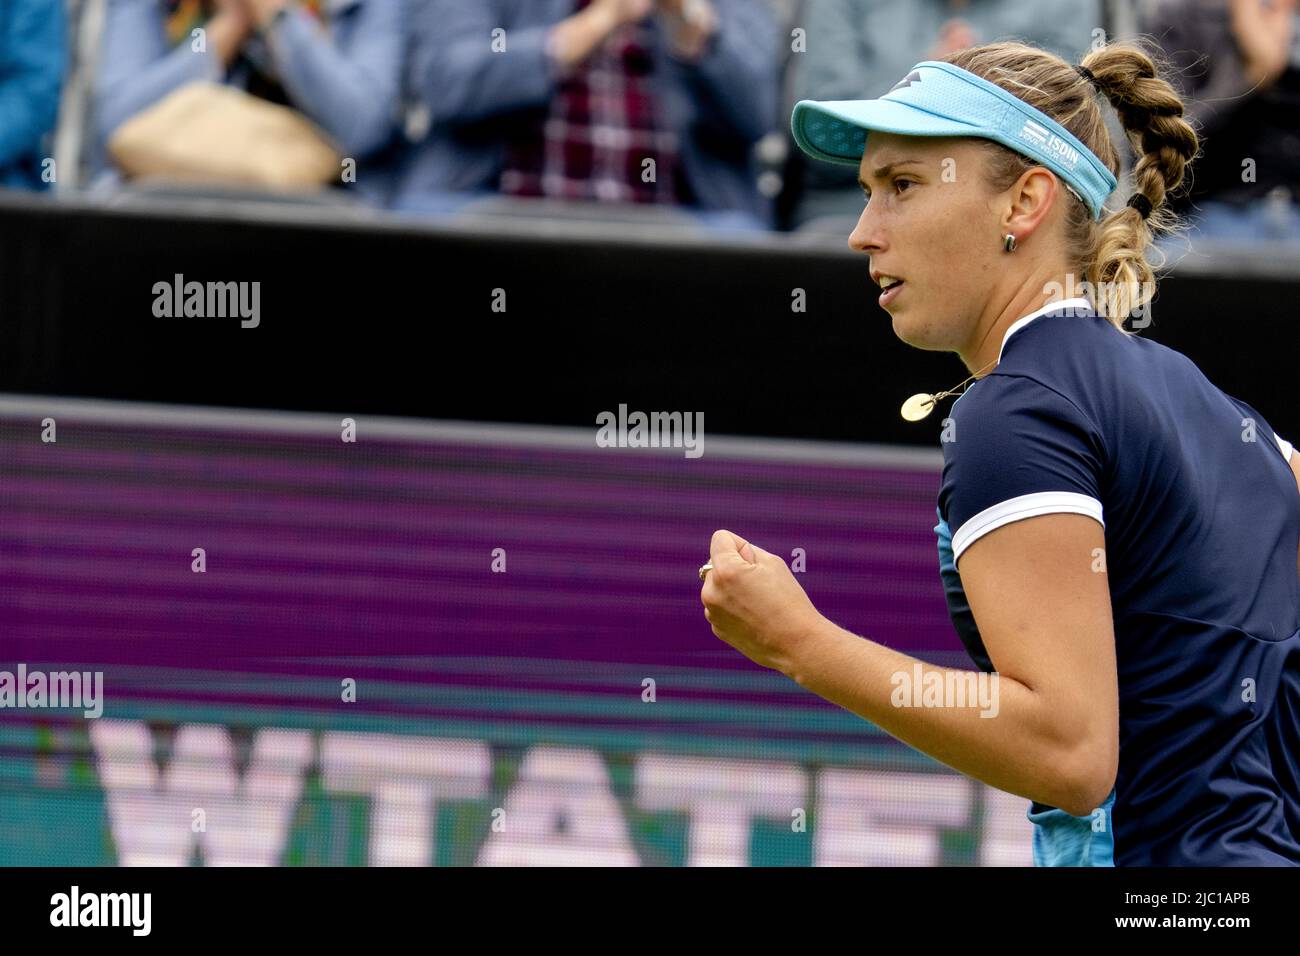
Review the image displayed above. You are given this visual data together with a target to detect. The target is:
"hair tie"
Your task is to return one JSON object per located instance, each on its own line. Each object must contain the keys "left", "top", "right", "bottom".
{"left": 1127, "top": 193, "right": 1154, "bottom": 219}
{"left": 1075, "top": 64, "right": 1102, "bottom": 94}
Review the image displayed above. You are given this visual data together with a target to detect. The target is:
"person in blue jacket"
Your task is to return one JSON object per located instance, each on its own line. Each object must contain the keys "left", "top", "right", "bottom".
{"left": 92, "top": 0, "right": 404, "bottom": 191}
{"left": 0, "top": 0, "right": 66, "bottom": 191}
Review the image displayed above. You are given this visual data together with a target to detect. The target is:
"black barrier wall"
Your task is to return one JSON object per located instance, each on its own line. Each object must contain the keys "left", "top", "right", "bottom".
{"left": 1, "top": 193, "right": 1296, "bottom": 447}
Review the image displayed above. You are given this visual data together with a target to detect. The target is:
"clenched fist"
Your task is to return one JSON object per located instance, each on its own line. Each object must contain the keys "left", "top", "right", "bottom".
{"left": 700, "top": 529, "right": 824, "bottom": 674}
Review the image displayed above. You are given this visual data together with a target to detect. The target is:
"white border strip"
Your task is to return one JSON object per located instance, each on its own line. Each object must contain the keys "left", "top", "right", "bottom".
{"left": 952, "top": 491, "right": 1104, "bottom": 566}
{"left": 0, "top": 393, "right": 943, "bottom": 470}
{"left": 1275, "top": 434, "right": 1293, "bottom": 463}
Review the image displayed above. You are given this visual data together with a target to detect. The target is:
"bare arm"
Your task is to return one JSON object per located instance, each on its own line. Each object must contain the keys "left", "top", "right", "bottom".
{"left": 781, "top": 513, "right": 1117, "bottom": 817}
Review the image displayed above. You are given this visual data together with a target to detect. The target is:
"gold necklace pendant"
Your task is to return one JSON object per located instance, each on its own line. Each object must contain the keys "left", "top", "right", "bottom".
{"left": 899, "top": 356, "right": 998, "bottom": 423}
{"left": 900, "top": 393, "right": 937, "bottom": 422}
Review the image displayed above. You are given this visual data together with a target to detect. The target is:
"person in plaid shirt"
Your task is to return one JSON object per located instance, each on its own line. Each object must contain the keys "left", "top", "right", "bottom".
{"left": 394, "top": 0, "right": 778, "bottom": 229}
{"left": 498, "top": 0, "right": 695, "bottom": 207}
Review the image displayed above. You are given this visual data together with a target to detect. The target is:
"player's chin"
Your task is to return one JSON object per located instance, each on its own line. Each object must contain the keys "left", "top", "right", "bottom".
{"left": 888, "top": 303, "right": 920, "bottom": 344}
{"left": 889, "top": 304, "right": 942, "bottom": 352}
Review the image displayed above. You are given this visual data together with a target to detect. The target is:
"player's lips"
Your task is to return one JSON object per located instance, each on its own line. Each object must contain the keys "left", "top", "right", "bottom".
{"left": 872, "top": 270, "right": 906, "bottom": 307}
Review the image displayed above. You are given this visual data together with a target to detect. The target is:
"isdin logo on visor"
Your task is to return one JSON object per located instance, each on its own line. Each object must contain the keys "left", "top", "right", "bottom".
{"left": 1018, "top": 119, "right": 1081, "bottom": 171}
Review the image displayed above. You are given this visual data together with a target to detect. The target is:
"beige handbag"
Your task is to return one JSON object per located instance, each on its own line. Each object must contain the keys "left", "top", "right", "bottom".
{"left": 107, "top": 81, "right": 342, "bottom": 189}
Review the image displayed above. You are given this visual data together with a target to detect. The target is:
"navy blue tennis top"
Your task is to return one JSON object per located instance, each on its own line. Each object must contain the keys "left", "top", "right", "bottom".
{"left": 934, "top": 296, "right": 1300, "bottom": 866}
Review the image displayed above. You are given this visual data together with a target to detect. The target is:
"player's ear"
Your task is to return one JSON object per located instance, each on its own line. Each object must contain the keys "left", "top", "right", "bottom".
{"left": 1004, "top": 166, "right": 1059, "bottom": 241}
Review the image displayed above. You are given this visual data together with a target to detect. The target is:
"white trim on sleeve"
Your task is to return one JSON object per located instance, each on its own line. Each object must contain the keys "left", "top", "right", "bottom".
{"left": 1275, "top": 434, "right": 1293, "bottom": 463}
{"left": 952, "top": 491, "right": 1105, "bottom": 568}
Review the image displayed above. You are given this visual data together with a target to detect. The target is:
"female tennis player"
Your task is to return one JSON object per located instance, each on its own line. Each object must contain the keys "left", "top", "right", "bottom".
{"left": 700, "top": 40, "right": 1300, "bottom": 866}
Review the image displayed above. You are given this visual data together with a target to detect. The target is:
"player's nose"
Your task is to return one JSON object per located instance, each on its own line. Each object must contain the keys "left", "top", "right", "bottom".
{"left": 848, "top": 204, "right": 886, "bottom": 256}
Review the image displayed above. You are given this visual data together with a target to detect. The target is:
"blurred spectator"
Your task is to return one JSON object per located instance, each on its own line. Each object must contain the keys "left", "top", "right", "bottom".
{"left": 391, "top": 0, "right": 779, "bottom": 230}
{"left": 0, "top": 0, "right": 65, "bottom": 191}
{"left": 90, "top": 0, "right": 403, "bottom": 195}
{"left": 788, "top": 0, "right": 1100, "bottom": 228}
{"left": 1146, "top": 0, "right": 1300, "bottom": 244}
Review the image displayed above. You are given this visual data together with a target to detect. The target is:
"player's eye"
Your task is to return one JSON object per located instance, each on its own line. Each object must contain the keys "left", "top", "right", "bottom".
{"left": 862, "top": 178, "right": 915, "bottom": 203}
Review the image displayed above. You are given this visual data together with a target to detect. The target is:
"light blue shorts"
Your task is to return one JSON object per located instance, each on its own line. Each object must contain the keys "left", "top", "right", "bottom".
{"left": 1028, "top": 789, "right": 1116, "bottom": 866}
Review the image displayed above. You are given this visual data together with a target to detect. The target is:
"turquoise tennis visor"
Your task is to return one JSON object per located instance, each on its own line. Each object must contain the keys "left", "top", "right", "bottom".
{"left": 791, "top": 60, "right": 1118, "bottom": 221}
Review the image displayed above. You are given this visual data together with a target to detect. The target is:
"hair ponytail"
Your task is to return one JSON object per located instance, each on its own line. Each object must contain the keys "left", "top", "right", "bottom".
{"left": 943, "top": 40, "right": 1200, "bottom": 329}
{"left": 1078, "top": 43, "right": 1199, "bottom": 321}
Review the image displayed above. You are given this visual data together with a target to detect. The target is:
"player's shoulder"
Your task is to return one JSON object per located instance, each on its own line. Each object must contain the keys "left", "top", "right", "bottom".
{"left": 949, "top": 356, "right": 1093, "bottom": 425}
{"left": 940, "top": 316, "right": 1111, "bottom": 458}
{"left": 992, "top": 304, "right": 1176, "bottom": 406}
{"left": 1001, "top": 304, "right": 1132, "bottom": 367}
{"left": 1001, "top": 301, "right": 1199, "bottom": 376}
{"left": 945, "top": 301, "right": 1201, "bottom": 439}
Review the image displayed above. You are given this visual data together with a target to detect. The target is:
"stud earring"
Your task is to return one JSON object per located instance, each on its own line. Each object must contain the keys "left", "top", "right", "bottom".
{"left": 1003, "top": 233, "right": 1018, "bottom": 253}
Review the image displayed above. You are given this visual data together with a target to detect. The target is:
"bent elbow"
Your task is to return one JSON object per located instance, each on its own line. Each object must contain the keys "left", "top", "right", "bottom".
{"left": 1056, "top": 739, "right": 1117, "bottom": 818}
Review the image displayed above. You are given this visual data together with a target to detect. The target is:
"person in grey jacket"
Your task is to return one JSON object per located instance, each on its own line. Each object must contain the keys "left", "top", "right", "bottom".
{"left": 92, "top": 0, "right": 404, "bottom": 190}
{"left": 390, "top": 0, "right": 779, "bottom": 229}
